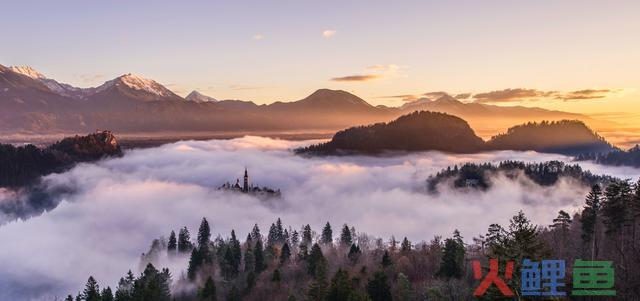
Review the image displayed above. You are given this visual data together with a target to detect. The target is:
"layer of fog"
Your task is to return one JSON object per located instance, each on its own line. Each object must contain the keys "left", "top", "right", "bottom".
{"left": 0, "top": 136, "right": 637, "bottom": 300}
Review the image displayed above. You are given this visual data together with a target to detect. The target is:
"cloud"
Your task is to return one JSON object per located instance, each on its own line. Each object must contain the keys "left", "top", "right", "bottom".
{"left": 330, "top": 74, "right": 381, "bottom": 82}
{"left": 379, "top": 91, "right": 452, "bottom": 102}
{"left": 455, "top": 93, "right": 472, "bottom": 99}
{"left": 332, "top": 64, "right": 404, "bottom": 83}
{"left": 423, "top": 91, "right": 448, "bottom": 99}
{"left": 0, "top": 136, "right": 637, "bottom": 300}
{"left": 472, "top": 88, "right": 556, "bottom": 103}
{"left": 556, "top": 89, "right": 611, "bottom": 101}
{"left": 472, "top": 88, "right": 618, "bottom": 104}
{"left": 378, "top": 94, "right": 420, "bottom": 102}
{"left": 252, "top": 34, "right": 264, "bottom": 40}
{"left": 322, "top": 30, "right": 336, "bottom": 38}
{"left": 77, "top": 74, "right": 105, "bottom": 84}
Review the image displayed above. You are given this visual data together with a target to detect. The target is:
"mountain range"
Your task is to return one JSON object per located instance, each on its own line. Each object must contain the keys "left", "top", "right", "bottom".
{"left": 0, "top": 64, "right": 589, "bottom": 137}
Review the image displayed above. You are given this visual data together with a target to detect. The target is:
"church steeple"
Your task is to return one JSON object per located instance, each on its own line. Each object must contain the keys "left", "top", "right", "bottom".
{"left": 243, "top": 167, "right": 249, "bottom": 192}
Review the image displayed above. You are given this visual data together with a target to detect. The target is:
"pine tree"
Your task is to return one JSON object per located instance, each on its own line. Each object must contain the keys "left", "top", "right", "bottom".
{"left": 381, "top": 250, "right": 392, "bottom": 268}
{"left": 302, "top": 224, "right": 313, "bottom": 246}
{"left": 308, "top": 243, "right": 326, "bottom": 276}
{"left": 197, "top": 217, "right": 211, "bottom": 250}
{"left": 298, "top": 243, "right": 309, "bottom": 262}
{"left": 400, "top": 237, "right": 411, "bottom": 253}
{"left": 321, "top": 222, "right": 333, "bottom": 245}
{"left": 178, "top": 227, "right": 192, "bottom": 253}
{"left": 114, "top": 271, "right": 134, "bottom": 301}
{"left": 199, "top": 276, "right": 217, "bottom": 301}
{"left": 131, "top": 264, "right": 171, "bottom": 301}
{"left": 367, "top": 270, "right": 392, "bottom": 301}
{"left": 307, "top": 261, "right": 328, "bottom": 301}
{"left": 229, "top": 230, "right": 242, "bottom": 276}
{"left": 167, "top": 230, "right": 177, "bottom": 255}
{"left": 245, "top": 271, "right": 256, "bottom": 293}
{"left": 339, "top": 224, "right": 353, "bottom": 247}
{"left": 436, "top": 238, "right": 464, "bottom": 279}
{"left": 602, "top": 180, "right": 632, "bottom": 234}
{"left": 244, "top": 244, "right": 255, "bottom": 273}
{"left": 267, "top": 223, "right": 279, "bottom": 247}
{"left": 251, "top": 223, "right": 261, "bottom": 241}
{"left": 291, "top": 230, "right": 300, "bottom": 247}
{"left": 245, "top": 233, "right": 253, "bottom": 247}
{"left": 254, "top": 239, "right": 266, "bottom": 273}
{"left": 100, "top": 287, "right": 114, "bottom": 301}
{"left": 280, "top": 242, "right": 291, "bottom": 265}
{"left": 187, "top": 248, "right": 202, "bottom": 281}
{"left": 276, "top": 218, "right": 285, "bottom": 243}
{"left": 327, "top": 269, "right": 353, "bottom": 301}
{"left": 222, "top": 247, "right": 235, "bottom": 280}
{"left": 83, "top": 276, "right": 101, "bottom": 301}
{"left": 552, "top": 210, "right": 572, "bottom": 231}
{"left": 65, "top": 295, "right": 74, "bottom": 301}
{"left": 348, "top": 244, "right": 361, "bottom": 263}
{"left": 580, "top": 184, "right": 602, "bottom": 260}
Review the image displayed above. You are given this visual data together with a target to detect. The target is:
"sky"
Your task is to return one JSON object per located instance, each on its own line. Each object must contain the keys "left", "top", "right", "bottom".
{"left": 2, "top": 0, "right": 639, "bottom": 116}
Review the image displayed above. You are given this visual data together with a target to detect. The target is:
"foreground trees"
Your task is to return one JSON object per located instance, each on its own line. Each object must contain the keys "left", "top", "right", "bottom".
{"left": 68, "top": 180, "right": 640, "bottom": 300}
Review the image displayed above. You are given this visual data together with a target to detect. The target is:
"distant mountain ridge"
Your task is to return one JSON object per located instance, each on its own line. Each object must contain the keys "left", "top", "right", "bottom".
{"left": 297, "top": 112, "right": 614, "bottom": 156}
{"left": 0, "top": 64, "right": 594, "bottom": 137}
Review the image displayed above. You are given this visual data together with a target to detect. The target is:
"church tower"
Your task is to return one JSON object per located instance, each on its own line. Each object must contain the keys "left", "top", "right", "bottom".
{"left": 243, "top": 168, "right": 249, "bottom": 192}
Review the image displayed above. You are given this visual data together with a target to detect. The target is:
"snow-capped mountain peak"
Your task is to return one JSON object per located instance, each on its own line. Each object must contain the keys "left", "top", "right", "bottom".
{"left": 185, "top": 90, "right": 218, "bottom": 102}
{"left": 95, "top": 73, "right": 177, "bottom": 98}
{"left": 9, "top": 66, "right": 47, "bottom": 79}
{"left": 8, "top": 65, "right": 87, "bottom": 98}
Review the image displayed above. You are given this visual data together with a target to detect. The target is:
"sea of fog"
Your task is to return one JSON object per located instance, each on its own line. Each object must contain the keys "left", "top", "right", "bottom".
{"left": 0, "top": 136, "right": 638, "bottom": 300}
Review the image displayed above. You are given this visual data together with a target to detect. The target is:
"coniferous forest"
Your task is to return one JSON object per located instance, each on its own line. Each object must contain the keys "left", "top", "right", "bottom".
{"left": 0, "top": 131, "right": 122, "bottom": 188}
{"left": 66, "top": 179, "right": 640, "bottom": 301}
{"left": 576, "top": 145, "right": 640, "bottom": 168}
{"left": 426, "top": 160, "right": 617, "bottom": 192}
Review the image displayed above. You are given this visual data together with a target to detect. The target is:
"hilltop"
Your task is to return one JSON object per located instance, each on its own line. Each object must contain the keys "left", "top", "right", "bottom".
{"left": 0, "top": 131, "right": 122, "bottom": 188}
{"left": 297, "top": 112, "right": 614, "bottom": 156}
{"left": 296, "top": 111, "right": 485, "bottom": 155}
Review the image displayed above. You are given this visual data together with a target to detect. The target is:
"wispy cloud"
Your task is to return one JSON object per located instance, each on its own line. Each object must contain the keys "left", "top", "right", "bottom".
{"left": 330, "top": 74, "right": 381, "bottom": 82}
{"left": 472, "top": 88, "right": 556, "bottom": 103}
{"left": 331, "top": 64, "right": 404, "bottom": 83}
{"left": 77, "top": 74, "right": 105, "bottom": 84}
{"left": 379, "top": 91, "right": 450, "bottom": 102}
{"left": 455, "top": 93, "right": 472, "bottom": 100}
{"left": 322, "top": 30, "right": 336, "bottom": 38}
{"left": 472, "top": 88, "right": 617, "bottom": 103}
{"left": 556, "top": 89, "right": 610, "bottom": 101}
{"left": 252, "top": 34, "right": 264, "bottom": 40}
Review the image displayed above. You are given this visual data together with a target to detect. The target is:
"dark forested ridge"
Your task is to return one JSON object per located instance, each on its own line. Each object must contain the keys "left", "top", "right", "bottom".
{"left": 486, "top": 120, "right": 615, "bottom": 155}
{"left": 69, "top": 179, "right": 640, "bottom": 300}
{"left": 0, "top": 131, "right": 122, "bottom": 188}
{"left": 297, "top": 112, "right": 615, "bottom": 156}
{"left": 426, "top": 160, "right": 617, "bottom": 192}
{"left": 296, "top": 111, "right": 485, "bottom": 155}
{"left": 577, "top": 145, "right": 640, "bottom": 168}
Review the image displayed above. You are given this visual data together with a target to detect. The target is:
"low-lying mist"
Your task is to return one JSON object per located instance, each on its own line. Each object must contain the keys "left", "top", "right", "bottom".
{"left": 0, "top": 136, "right": 637, "bottom": 300}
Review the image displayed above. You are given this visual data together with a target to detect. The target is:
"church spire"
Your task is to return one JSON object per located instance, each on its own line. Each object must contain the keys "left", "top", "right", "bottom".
{"left": 243, "top": 167, "right": 249, "bottom": 192}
